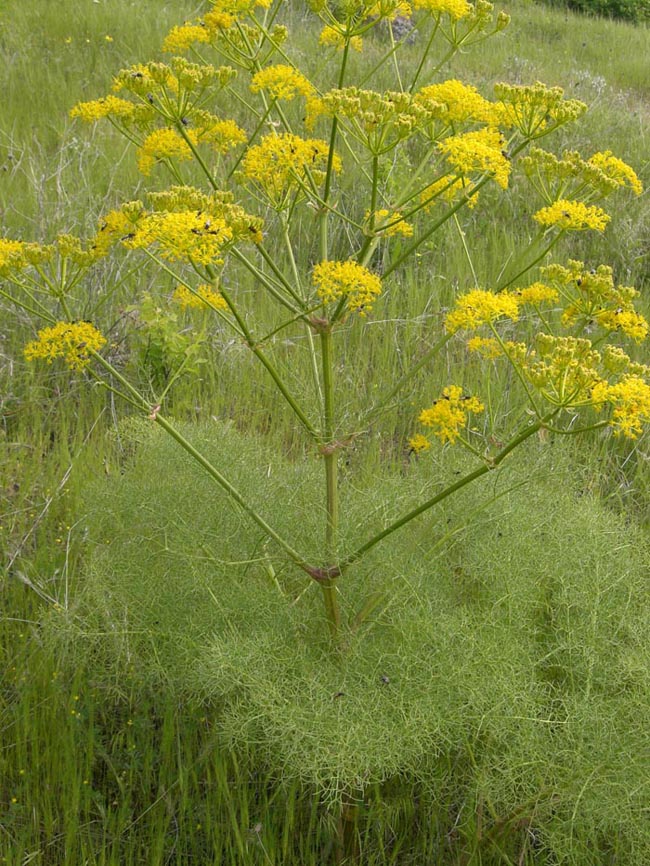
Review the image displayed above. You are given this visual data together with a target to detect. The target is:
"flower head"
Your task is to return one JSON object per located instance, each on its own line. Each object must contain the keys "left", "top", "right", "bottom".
{"left": 533, "top": 200, "right": 610, "bottom": 232}
{"left": 312, "top": 260, "right": 382, "bottom": 314}
{"left": 250, "top": 65, "right": 314, "bottom": 100}
{"left": 588, "top": 151, "right": 643, "bottom": 196}
{"left": 125, "top": 211, "right": 233, "bottom": 265}
{"left": 24, "top": 322, "right": 106, "bottom": 371}
{"left": 416, "top": 385, "right": 484, "bottom": 445}
{"left": 412, "top": 0, "right": 471, "bottom": 20}
{"left": 591, "top": 376, "right": 650, "bottom": 439}
{"left": 438, "top": 127, "right": 510, "bottom": 189}
{"left": 241, "top": 133, "right": 339, "bottom": 208}
{"left": 173, "top": 283, "right": 228, "bottom": 310}
{"left": 445, "top": 288, "right": 520, "bottom": 333}
{"left": 137, "top": 128, "right": 195, "bottom": 176}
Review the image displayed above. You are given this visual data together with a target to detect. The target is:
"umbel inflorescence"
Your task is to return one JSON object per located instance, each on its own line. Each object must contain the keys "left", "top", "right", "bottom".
{"left": 1, "top": 0, "right": 648, "bottom": 635}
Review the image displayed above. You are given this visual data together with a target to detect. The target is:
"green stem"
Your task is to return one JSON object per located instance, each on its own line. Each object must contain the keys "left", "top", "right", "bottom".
{"left": 319, "top": 326, "right": 341, "bottom": 638}
{"left": 280, "top": 216, "right": 324, "bottom": 408}
{"left": 496, "top": 231, "right": 564, "bottom": 291}
{"left": 408, "top": 18, "right": 440, "bottom": 93}
{"left": 0, "top": 286, "right": 57, "bottom": 323}
{"left": 339, "top": 416, "right": 548, "bottom": 571}
{"left": 232, "top": 247, "right": 305, "bottom": 314}
{"left": 176, "top": 124, "right": 219, "bottom": 191}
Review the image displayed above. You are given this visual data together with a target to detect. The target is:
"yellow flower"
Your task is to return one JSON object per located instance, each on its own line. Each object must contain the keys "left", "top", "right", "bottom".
{"left": 24, "top": 322, "right": 106, "bottom": 371}
{"left": 241, "top": 133, "right": 339, "bottom": 207}
{"left": 210, "top": 0, "right": 271, "bottom": 14}
{"left": 137, "top": 128, "right": 195, "bottom": 176}
{"left": 445, "top": 289, "right": 520, "bottom": 333}
{"left": 163, "top": 23, "right": 213, "bottom": 53}
{"left": 595, "top": 309, "right": 648, "bottom": 343}
{"left": 467, "top": 336, "right": 503, "bottom": 359}
{"left": 417, "top": 385, "right": 484, "bottom": 445}
{"left": 515, "top": 282, "right": 559, "bottom": 306}
{"left": 408, "top": 433, "right": 431, "bottom": 453}
{"left": 438, "top": 127, "right": 510, "bottom": 189}
{"left": 526, "top": 335, "right": 601, "bottom": 405}
{"left": 312, "top": 260, "right": 382, "bottom": 313}
{"left": 588, "top": 151, "right": 643, "bottom": 196}
{"left": 0, "top": 238, "right": 27, "bottom": 275}
{"left": 250, "top": 65, "right": 314, "bottom": 101}
{"left": 192, "top": 113, "right": 247, "bottom": 153}
{"left": 173, "top": 283, "right": 228, "bottom": 310}
{"left": 319, "top": 26, "right": 363, "bottom": 52}
{"left": 70, "top": 95, "right": 137, "bottom": 123}
{"left": 533, "top": 200, "right": 610, "bottom": 232}
{"left": 591, "top": 376, "right": 650, "bottom": 439}
{"left": 412, "top": 0, "right": 471, "bottom": 19}
{"left": 125, "top": 211, "right": 233, "bottom": 265}
{"left": 415, "top": 80, "right": 501, "bottom": 126}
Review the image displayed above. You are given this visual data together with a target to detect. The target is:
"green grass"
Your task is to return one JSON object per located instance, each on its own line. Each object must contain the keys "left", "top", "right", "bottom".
{"left": 2, "top": 0, "right": 650, "bottom": 862}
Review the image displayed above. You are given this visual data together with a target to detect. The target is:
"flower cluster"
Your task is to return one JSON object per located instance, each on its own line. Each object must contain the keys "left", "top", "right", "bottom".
{"left": 415, "top": 80, "right": 501, "bottom": 127}
{"left": 190, "top": 112, "right": 247, "bottom": 153}
{"left": 494, "top": 81, "right": 586, "bottom": 139}
{"left": 0, "top": 239, "right": 28, "bottom": 276}
{"left": 69, "top": 95, "right": 153, "bottom": 127}
{"left": 124, "top": 211, "right": 233, "bottom": 265}
{"left": 542, "top": 260, "right": 648, "bottom": 341}
{"left": 23, "top": 322, "right": 106, "bottom": 371}
{"left": 438, "top": 127, "right": 510, "bottom": 189}
{"left": 312, "top": 260, "right": 382, "bottom": 314}
{"left": 137, "top": 128, "right": 194, "bottom": 176}
{"left": 520, "top": 147, "right": 642, "bottom": 204}
{"left": 533, "top": 199, "right": 610, "bottom": 232}
{"left": 412, "top": 0, "right": 471, "bottom": 19}
{"left": 445, "top": 288, "right": 520, "bottom": 333}
{"left": 250, "top": 65, "right": 314, "bottom": 101}
{"left": 591, "top": 376, "right": 650, "bottom": 439}
{"left": 148, "top": 186, "right": 264, "bottom": 243}
{"left": 420, "top": 175, "right": 480, "bottom": 209}
{"left": 319, "top": 26, "right": 363, "bottom": 52}
{"left": 411, "top": 385, "right": 484, "bottom": 448}
{"left": 173, "top": 283, "right": 228, "bottom": 310}
{"left": 241, "top": 133, "right": 339, "bottom": 208}
{"left": 588, "top": 150, "right": 643, "bottom": 196}
{"left": 306, "top": 88, "right": 433, "bottom": 152}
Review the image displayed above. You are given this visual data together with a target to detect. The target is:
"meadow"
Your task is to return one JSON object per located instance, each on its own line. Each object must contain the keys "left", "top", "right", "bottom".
{"left": 1, "top": 0, "right": 650, "bottom": 863}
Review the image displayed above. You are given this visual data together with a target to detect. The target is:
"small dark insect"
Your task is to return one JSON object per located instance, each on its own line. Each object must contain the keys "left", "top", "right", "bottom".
{"left": 146, "top": 93, "right": 154, "bottom": 105}
{"left": 204, "top": 219, "right": 211, "bottom": 230}
{"left": 333, "top": 691, "right": 345, "bottom": 700}
{"left": 380, "top": 675, "right": 390, "bottom": 685}
{"left": 120, "top": 232, "right": 135, "bottom": 241}
{"left": 181, "top": 117, "right": 190, "bottom": 127}
{"left": 191, "top": 228, "right": 202, "bottom": 235}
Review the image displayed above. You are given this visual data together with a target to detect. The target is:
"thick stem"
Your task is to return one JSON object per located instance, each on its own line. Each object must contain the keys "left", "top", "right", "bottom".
{"left": 319, "top": 326, "right": 341, "bottom": 638}
{"left": 215, "top": 279, "right": 319, "bottom": 440}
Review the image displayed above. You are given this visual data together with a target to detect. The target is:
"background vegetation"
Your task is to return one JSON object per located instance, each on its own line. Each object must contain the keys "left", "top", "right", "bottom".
{"left": 1, "top": 0, "right": 649, "bottom": 862}
{"left": 538, "top": 0, "right": 650, "bottom": 24}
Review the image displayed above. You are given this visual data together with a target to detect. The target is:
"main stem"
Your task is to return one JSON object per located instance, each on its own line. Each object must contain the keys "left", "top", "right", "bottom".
{"left": 320, "top": 326, "right": 341, "bottom": 639}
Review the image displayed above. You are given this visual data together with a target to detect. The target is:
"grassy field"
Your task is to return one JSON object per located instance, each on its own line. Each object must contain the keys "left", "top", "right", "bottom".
{"left": 2, "top": 0, "right": 650, "bottom": 862}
